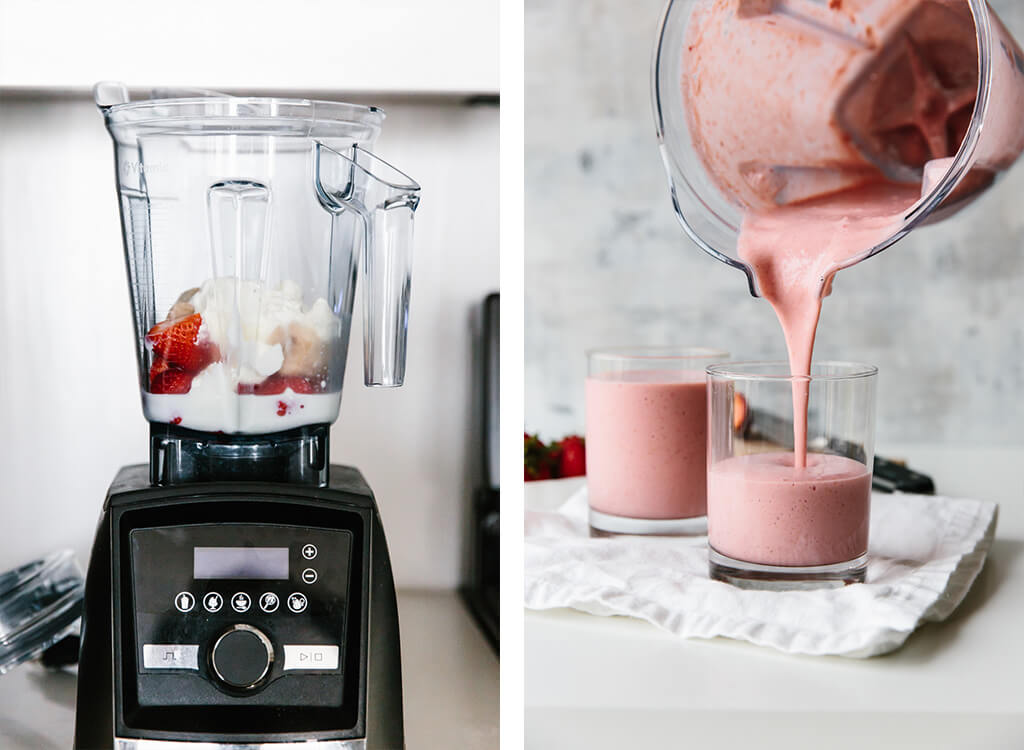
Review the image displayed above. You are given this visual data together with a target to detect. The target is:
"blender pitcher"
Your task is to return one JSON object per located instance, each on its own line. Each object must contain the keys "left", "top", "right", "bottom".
{"left": 652, "top": 0, "right": 1024, "bottom": 297}
{"left": 95, "top": 83, "right": 420, "bottom": 485}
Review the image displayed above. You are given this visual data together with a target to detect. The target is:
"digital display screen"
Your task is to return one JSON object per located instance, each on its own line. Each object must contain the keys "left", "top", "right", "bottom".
{"left": 193, "top": 547, "right": 289, "bottom": 580}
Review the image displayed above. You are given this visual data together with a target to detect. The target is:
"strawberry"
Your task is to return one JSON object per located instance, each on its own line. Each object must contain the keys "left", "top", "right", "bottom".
{"left": 145, "top": 313, "right": 218, "bottom": 374}
{"left": 237, "top": 374, "right": 322, "bottom": 395}
{"left": 149, "top": 356, "right": 174, "bottom": 387}
{"left": 554, "top": 435, "right": 586, "bottom": 478}
{"left": 733, "top": 392, "right": 749, "bottom": 433}
{"left": 237, "top": 380, "right": 277, "bottom": 395}
{"left": 525, "top": 432, "right": 555, "bottom": 481}
{"left": 149, "top": 359, "right": 193, "bottom": 394}
{"left": 278, "top": 375, "right": 321, "bottom": 394}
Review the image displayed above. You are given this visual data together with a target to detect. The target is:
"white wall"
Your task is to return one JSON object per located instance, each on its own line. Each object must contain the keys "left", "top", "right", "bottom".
{"left": 0, "top": 92, "right": 497, "bottom": 589}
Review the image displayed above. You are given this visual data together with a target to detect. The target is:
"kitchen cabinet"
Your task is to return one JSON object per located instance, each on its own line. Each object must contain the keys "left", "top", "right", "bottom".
{"left": 0, "top": 0, "right": 497, "bottom": 96}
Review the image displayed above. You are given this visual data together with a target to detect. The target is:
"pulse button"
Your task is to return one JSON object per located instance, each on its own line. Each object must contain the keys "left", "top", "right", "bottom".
{"left": 210, "top": 625, "right": 274, "bottom": 691}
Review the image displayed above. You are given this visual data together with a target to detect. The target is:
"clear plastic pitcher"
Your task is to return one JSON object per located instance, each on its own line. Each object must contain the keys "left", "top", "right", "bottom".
{"left": 653, "top": 0, "right": 1024, "bottom": 297}
{"left": 96, "top": 83, "right": 420, "bottom": 439}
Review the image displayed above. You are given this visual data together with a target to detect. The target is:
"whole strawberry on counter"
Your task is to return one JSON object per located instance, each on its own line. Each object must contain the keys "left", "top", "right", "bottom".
{"left": 552, "top": 435, "right": 586, "bottom": 478}
{"left": 525, "top": 433, "right": 555, "bottom": 481}
{"left": 525, "top": 432, "right": 586, "bottom": 480}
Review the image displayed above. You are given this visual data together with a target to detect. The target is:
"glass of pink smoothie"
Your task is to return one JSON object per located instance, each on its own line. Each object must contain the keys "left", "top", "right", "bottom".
{"left": 706, "top": 361, "right": 877, "bottom": 587}
{"left": 585, "top": 347, "right": 729, "bottom": 535}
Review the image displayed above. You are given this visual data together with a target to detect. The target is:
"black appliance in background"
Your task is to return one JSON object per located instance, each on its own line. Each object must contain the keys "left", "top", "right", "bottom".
{"left": 743, "top": 409, "right": 936, "bottom": 494}
{"left": 462, "top": 293, "right": 500, "bottom": 653}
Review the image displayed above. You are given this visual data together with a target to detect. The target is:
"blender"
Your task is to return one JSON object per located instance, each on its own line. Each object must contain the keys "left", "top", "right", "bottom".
{"left": 74, "top": 83, "right": 419, "bottom": 749}
{"left": 653, "top": 0, "right": 1024, "bottom": 297}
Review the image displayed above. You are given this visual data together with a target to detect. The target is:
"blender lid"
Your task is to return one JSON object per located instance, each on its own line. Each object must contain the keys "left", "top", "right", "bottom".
{"left": 0, "top": 550, "right": 84, "bottom": 674}
{"left": 96, "top": 82, "right": 386, "bottom": 140}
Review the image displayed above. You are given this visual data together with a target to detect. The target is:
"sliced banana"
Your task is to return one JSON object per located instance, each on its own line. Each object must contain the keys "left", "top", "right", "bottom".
{"left": 167, "top": 287, "right": 201, "bottom": 321}
{"left": 271, "top": 322, "right": 328, "bottom": 377}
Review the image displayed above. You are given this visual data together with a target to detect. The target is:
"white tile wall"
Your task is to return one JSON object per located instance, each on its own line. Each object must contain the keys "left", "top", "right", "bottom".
{"left": 525, "top": 0, "right": 1024, "bottom": 448}
{"left": 0, "top": 92, "right": 497, "bottom": 588}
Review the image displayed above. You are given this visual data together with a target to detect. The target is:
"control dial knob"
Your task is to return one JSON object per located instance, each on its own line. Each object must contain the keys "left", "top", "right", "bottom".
{"left": 210, "top": 624, "right": 274, "bottom": 690}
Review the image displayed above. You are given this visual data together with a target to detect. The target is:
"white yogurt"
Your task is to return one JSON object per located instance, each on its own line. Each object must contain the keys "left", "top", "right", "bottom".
{"left": 146, "top": 279, "right": 343, "bottom": 433}
{"left": 143, "top": 388, "right": 341, "bottom": 434}
{"left": 189, "top": 278, "right": 341, "bottom": 385}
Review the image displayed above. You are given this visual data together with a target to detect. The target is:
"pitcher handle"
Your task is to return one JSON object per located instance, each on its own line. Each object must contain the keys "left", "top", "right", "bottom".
{"left": 314, "top": 143, "right": 421, "bottom": 387}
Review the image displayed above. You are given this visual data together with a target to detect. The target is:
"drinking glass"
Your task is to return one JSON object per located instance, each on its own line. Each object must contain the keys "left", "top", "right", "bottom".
{"left": 585, "top": 347, "right": 728, "bottom": 535}
{"left": 706, "top": 361, "right": 877, "bottom": 586}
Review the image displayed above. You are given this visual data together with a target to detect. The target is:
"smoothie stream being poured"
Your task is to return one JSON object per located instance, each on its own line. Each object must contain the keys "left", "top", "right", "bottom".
{"left": 683, "top": 0, "right": 1024, "bottom": 468}
{"left": 736, "top": 185, "right": 917, "bottom": 467}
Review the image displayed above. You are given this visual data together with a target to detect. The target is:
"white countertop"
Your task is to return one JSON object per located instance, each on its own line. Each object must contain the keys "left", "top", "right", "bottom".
{"left": 0, "top": 589, "right": 498, "bottom": 749}
{"left": 526, "top": 445, "right": 1024, "bottom": 750}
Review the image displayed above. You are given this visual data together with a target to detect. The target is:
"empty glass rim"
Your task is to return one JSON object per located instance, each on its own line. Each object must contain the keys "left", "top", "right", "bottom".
{"left": 588, "top": 345, "right": 729, "bottom": 361}
{"left": 706, "top": 360, "right": 878, "bottom": 382}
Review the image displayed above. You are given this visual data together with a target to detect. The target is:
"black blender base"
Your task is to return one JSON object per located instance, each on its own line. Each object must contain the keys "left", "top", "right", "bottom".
{"left": 74, "top": 464, "right": 404, "bottom": 749}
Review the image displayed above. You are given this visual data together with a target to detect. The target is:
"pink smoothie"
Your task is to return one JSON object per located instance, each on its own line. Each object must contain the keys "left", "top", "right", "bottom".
{"left": 716, "top": 179, "right": 906, "bottom": 566}
{"left": 708, "top": 452, "right": 872, "bottom": 566}
{"left": 585, "top": 370, "right": 707, "bottom": 520}
{"left": 682, "top": 0, "right": 1023, "bottom": 570}
{"left": 737, "top": 183, "right": 916, "bottom": 467}
{"left": 681, "top": 0, "right": 1022, "bottom": 213}
{"left": 683, "top": 0, "right": 1024, "bottom": 469}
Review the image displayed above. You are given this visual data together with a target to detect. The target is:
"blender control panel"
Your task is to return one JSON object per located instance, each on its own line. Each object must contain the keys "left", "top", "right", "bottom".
{"left": 128, "top": 523, "right": 352, "bottom": 705}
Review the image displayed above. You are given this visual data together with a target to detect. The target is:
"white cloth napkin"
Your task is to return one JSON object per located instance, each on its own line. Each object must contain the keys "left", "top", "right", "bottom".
{"left": 525, "top": 487, "right": 998, "bottom": 658}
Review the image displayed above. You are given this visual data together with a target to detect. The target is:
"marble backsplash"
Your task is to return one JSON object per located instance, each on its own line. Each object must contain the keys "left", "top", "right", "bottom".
{"left": 525, "top": 0, "right": 1024, "bottom": 446}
